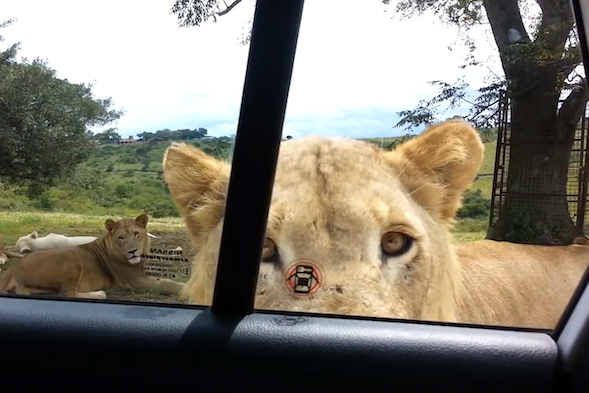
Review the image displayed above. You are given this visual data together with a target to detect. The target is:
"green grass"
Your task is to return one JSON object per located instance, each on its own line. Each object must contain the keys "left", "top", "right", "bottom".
{"left": 479, "top": 140, "right": 497, "bottom": 175}
{"left": 452, "top": 219, "right": 488, "bottom": 242}
{"left": 0, "top": 211, "right": 185, "bottom": 245}
{"left": 470, "top": 176, "right": 493, "bottom": 199}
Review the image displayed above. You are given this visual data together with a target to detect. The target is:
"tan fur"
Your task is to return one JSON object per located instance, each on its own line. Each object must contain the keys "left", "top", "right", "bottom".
{"left": 162, "top": 118, "right": 589, "bottom": 329}
{"left": 0, "top": 215, "right": 185, "bottom": 299}
{"left": 456, "top": 239, "right": 589, "bottom": 328}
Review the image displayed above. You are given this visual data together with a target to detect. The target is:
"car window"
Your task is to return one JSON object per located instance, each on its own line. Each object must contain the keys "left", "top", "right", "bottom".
{"left": 0, "top": 0, "right": 251, "bottom": 303}
{"left": 2, "top": 0, "right": 589, "bottom": 334}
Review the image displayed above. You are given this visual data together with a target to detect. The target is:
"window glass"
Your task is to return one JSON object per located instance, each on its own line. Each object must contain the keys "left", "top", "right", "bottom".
{"left": 3, "top": 0, "right": 589, "bottom": 333}
{"left": 0, "top": 0, "right": 253, "bottom": 304}
{"left": 246, "top": 0, "right": 585, "bottom": 330}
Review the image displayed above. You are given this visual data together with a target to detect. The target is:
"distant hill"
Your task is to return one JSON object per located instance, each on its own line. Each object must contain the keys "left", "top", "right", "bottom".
{"left": 0, "top": 134, "right": 497, "bottom": 218}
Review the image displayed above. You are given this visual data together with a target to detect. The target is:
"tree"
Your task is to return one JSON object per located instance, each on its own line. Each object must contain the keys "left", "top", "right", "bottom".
{"left": 137, "top": 131, "right": 155, "bottom": 141}
{"left": 195, "top": 127, "right": 208, "bottom": 139}
{"left": 0, "top": 19, "right": 124, "bottom": 195}
{"left": 177, "top": 128, "right": 193, "bottom": 139}
{"left": 94, "top": 128, "right": 122, "bottom": 143}
{"left": 387, "top": 0, "right": 587, "bottom": 245}
{"left": 154, "top": 128, "right": 174, "bottom": 140}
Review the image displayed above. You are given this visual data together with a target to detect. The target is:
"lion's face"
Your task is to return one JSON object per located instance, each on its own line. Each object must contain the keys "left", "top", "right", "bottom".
{"left": 14, "top": 231, "right": 39, "bottom": 253}
{"left": 104, "top": 214, "right": 151, "bottom": 265}
{"left": 163, "top": 119, "right": 484, "bottom": 322}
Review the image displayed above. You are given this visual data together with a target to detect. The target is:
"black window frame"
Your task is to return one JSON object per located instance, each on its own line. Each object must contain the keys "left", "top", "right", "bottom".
{"left": 1, "top": 1, "right": 589, "bottom": 391}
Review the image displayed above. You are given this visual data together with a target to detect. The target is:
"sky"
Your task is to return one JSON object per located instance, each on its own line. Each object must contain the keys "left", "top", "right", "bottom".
{"left": 2, "top": 0, "right": 501, "bottom": 139}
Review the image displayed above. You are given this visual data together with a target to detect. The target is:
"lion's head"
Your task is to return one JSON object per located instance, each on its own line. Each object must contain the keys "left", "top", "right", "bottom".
{"left": 104, "top": 214, "right": 151, "bottom": 265}
{"left": 14, "top": 231, "right": 39, "bottom": 253}
{"left": 162, "top": 119, "right": 484, "bottom": 322}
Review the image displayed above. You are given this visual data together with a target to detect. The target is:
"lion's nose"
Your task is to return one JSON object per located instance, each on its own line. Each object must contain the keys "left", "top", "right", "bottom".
{"left": 128, "top": 249, "right": 138, "bottom": 255}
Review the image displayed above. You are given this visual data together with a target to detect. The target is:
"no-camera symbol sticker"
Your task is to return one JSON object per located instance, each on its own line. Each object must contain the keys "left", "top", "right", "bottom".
{"left": 283, "top": 260, "right": 324, "bottom": 297}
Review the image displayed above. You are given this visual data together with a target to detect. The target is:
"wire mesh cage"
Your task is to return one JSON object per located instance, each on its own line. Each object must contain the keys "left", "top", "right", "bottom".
{"left": 489, "top": 91, "right": 589, "bottom": 237}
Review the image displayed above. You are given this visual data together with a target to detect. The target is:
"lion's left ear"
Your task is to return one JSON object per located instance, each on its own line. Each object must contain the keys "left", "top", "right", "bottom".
{"left": 387, "top": 118, "right": 484, "bottom": 222}
{"left": 135, "top": 214, "right": 149, "bottom": 228}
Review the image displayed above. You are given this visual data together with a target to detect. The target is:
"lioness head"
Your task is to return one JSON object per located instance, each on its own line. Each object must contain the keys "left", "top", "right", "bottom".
{"left": 163, "top": 119, "right": 484, "bottom": 322}
{"left": 104, "top": 214, "right": 151, "bottom": 265}
{"left": 14, "top": 231, "right": 39, "bottom": 253}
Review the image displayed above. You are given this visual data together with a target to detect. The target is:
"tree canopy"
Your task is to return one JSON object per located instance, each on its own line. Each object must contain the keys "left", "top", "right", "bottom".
{"left": 387, "top": 0, "right": 584, "bottom": 131}
{"left": 171, "top": 0, "right": 253, "bottom": 44}
{"left": 93, "top": 128, "right": 122, "bottom": 142}
{"left": 137, "top": 127, "right": 209, "bottom": 141}
{"left": 0, "top": 18, "right": 124, "bottom": 195}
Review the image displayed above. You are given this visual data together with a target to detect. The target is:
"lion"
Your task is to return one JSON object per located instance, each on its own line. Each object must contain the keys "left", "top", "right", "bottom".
{"left": 14, "top": 232, "right": 98, "bottom": 253}
{"left": 0, "top": 214, "right": 185, "bottom": 300}
{"left": 162, "top": 118, "right": 589, "bottom": 329}
{"left": 14, "top": 230, "right": 161, "bottom": 253}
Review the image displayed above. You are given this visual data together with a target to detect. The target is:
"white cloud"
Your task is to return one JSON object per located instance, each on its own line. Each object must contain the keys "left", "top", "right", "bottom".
{"left": 2, "top": 0, "right": 500, "bottom": 139}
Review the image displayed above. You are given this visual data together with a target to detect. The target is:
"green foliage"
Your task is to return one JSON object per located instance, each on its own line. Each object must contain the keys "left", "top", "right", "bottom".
{"left": 0, "top": 137, "right": 234, "bottom": 218}
{"left": 138, "top": 127, "right": 207, "bottom": 141}
{"left": 0, "top": 19, "right": 124, "bottom": 195}
{"left": 94, "top": 127, "right": 122, "bottom": 142}
{"left": 143, "top": 201, "right": 179, "bottom": 218}
{"left": 457, "top": 189, "right": 491, "bottom": 219}
{"left": 141, "top": 158, "right": 151, "bottom": 171}
{"left": 32, "top": 192, "right": 55, "bottom": 211}
{"left": 477, "top": 127, "right": 498, "bottom": 144}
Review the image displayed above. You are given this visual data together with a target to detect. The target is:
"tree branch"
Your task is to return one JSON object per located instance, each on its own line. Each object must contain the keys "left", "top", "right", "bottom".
{"left": 556, "top": 80, "right": 589, "bottom": 129}
{"left": 535, "top": 0, "right": 574, "bottom": 51}
{"left": 217, "top": 0, "right": 242, "bottom": 16}
{"left": 481, "top": 0, "right": 530, "bottom": 59}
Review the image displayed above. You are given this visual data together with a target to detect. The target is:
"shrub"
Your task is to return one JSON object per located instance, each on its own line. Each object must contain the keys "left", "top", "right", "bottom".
{"left": 143, "top": 201, "right": 179, "bottom": 218}
{"left": 32, "top": 192, "right": 55, "bottom": 211}
{"left": 457, "top": 189, "right": 491, "bottom": 219}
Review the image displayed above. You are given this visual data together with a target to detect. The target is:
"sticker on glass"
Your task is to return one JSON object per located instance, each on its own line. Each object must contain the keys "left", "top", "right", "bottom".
{"left": 283, "top": 260, "right": 323, "bottom": 297}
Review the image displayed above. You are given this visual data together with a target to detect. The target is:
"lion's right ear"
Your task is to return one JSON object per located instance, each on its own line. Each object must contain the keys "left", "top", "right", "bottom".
{"left": 105, "top": 219, "right": 117, "bottom": 233}
{"left": 388, "top": 118, "right": 484, "bottom": 224}
{"left": 162, "top": 143, "right": 231, "bottom": 244}
{"left": 30, "top": 231, "right": 38, "bottom": 239}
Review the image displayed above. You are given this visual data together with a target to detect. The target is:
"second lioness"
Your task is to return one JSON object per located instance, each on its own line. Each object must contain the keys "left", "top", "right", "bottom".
{"left": 0, "top": 214, "right": 185, "bottom": 300}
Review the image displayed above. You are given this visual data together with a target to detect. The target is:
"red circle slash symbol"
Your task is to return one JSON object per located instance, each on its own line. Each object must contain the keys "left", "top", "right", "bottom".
{"left": 284, "top": 261, "right": 323, "bottom": 297}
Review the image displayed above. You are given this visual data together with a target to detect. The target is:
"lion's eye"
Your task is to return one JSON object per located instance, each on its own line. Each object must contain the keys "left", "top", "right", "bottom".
{"left": 262, "top": 238, "right": 278, "bottom": 262}
{"left": 119, "top": 236, "right": 124, "bottom": 242}
{"left": 133, "top": 232, "right": 138, "bottom": 238}
{"left": 381, "top": 232, "right": 412, "bottom": 257}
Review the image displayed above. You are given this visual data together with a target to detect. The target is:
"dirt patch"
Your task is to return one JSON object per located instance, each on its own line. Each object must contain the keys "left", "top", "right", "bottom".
{"left": 0, "top": 230, "right": 197, "bottom": 305}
